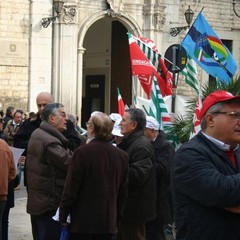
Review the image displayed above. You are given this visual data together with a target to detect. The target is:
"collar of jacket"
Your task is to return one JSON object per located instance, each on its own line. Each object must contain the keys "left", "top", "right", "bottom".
{"left": 119, "top": 129, "right": 144, "bottom": 150}
{"left": 40, "top": 120, "right": 69, "bottom": 147}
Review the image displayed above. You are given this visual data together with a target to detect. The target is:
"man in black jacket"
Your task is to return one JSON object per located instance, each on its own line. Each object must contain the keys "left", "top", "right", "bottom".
{"left": 117, "top": 108, "right": 156, "bottom": 240}
{"left": 172, "top": 90, "right": 240, "bottom": 240}
{"left": 144, "top": 116, "right": 175, "bottom": 240}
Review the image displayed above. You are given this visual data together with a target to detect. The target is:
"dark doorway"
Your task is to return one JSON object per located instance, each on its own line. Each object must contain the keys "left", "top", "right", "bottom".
{"left": 111, "top": 21, "right": 132, "bottom": 113}
{"left": 81, "top": 75, "right": 105, "bottom": 126}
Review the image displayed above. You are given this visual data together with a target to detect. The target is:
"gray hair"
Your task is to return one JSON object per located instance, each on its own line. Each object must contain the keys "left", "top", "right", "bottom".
{"left": 125, "top": 108, "right": 146, "bottom": 130}
{"left": 42, "top": 103, "right": 64, "bottom": 121}
{"left": 67, "top": 114, "right": 77, "bottom": 124}
{"left": 90, "top": 112, "right": 113, "bottom": 140}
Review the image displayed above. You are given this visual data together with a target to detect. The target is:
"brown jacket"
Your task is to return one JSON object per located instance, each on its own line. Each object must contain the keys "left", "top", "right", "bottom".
{"left": 60, "top": 139, "right": 129, "bottom": 234}
{"left": 26, "top": 121, "right": 72, "bottom": 215}
{"left": 0, "top": 139, "right": 16, "bottom": 201}
{"left": 3, "top": 120, "right": 22, "bottom": 146}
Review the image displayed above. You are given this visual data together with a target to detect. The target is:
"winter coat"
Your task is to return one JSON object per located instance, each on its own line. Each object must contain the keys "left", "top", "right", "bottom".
{"left": 153, "top": 130, "right": 175, "bottom": 224}
{"left": 172, "top": 131, "right": 240, "bottom": 240}
{"left": 26, "top": 121, "right": 72, "bottom": 215}
{"left": 60, "top": 139, "right": 129, "bottom": 234}
{"left": 0, "top": 139, "right": 16, "bottom": 201}
{"left": 118, "top": 129, "right": 156, "bottom": 222}
{"left": 3, "top": 119, "right": 22, "bottom": 146}
{"left": 13, "top": 113, "right": 82, "bottom": 154}
{"left": 13, "top": 113, "right": 83, "bottom": 186}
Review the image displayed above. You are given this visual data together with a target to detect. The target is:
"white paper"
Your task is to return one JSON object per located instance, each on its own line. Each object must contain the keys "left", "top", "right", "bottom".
{"left": 52, "top": 207, "right": 71, "bottom": 223}
{"left": 10, "top": 147, "right": 25, "bottom": 169}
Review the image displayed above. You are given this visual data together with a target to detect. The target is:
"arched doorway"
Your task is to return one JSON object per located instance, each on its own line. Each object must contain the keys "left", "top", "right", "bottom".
{"left": 81, "top": 17, "right": 132, "bottom": 126}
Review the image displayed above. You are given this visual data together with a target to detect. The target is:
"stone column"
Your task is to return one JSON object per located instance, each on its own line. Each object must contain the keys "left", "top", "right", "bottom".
{"left": 52, "top": 5, "right": 78, "bottom": 114}
{"left": 76, "top": 47, "right": 86, "bottom": 123}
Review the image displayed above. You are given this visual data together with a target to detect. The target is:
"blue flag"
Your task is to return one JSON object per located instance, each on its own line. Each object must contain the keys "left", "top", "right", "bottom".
{"left": 181, "top": 12, "right": 237, "bottom": 84}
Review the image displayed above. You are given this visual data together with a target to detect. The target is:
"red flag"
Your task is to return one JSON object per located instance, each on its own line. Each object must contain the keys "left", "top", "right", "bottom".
{"left": 128, "top": 34, "right": 166, "bottom": 98}
{"left": 190, "top": 94, "right": 202, "bottom": 139}
{"left": 117, "top": 88, "right": 125, "bottom": 117}
{"left": 160, "top": 57, "right": 173, "bottom": 95}
{"left": 129, "top": 33, "right": 172, "bottom": 96}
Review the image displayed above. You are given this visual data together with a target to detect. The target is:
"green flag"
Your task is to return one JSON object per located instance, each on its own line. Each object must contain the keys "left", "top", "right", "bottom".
{"left": 182, "top": 55, "right": 199, "bottom": 94}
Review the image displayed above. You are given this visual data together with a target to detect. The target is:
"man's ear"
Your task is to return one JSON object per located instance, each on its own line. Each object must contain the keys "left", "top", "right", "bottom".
{"left": 205, "top": 113, "right": 215, "bottom": 127}
{"left": 48, "top": 115, "right": 55, "bottom": 124}
{"left": 132, "top": 121, "right": 138, "bottom": 130}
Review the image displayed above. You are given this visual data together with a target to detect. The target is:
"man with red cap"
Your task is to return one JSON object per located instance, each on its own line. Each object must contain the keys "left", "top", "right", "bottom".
{"left": 172, "top": 90, "right": 240, "bottom": 240}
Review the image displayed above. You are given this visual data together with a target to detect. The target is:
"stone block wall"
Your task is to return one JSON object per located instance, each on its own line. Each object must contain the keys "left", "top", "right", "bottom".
{"left": 0, "top": 0, "right": 29, "bottom": 113}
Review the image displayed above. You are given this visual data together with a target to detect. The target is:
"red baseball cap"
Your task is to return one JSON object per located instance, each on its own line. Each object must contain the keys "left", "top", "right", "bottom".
{"left": 199, "top": 90, "right": 240, "bottom": 120}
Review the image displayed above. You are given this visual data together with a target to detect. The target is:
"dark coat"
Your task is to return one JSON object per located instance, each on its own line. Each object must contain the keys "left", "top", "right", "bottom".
{"left": 172, "top": 131, "right": 240, "bottom": 240}
{"left": 26, "top": 121, "right": 72, "bottom": 215}
{"left": 153, "top": 130, "right": 175, "bottom": 224}
{"left": 118, "top": 129, "right": 156, "bottom": 222}
{"left": 59, "top": 139, "right": 129, "bottom": 234}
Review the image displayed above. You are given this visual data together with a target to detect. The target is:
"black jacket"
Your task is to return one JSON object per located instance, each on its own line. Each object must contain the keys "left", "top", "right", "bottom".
{"left": 172, "top": 131, "right": 240, "bottom": 240}
{"left": 118, "top": 129, "right": 156, "bottom": 222}
{"left": 153, "top": 130, "right": 175, "bottom": 224}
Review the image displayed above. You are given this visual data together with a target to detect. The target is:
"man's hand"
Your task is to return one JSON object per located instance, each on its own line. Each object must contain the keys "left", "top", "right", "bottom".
{"left": 225, "top": 206, "right": 240, "bottom": 213}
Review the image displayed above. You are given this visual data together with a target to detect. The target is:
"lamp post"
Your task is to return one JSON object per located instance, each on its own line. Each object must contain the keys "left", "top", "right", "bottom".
{"left": 232, "top": 0, "right": 240, "bottom": 18}
{"left": 170, "top": 6, "right": 194, "bottom": 37}
{"left": 41, "top": 0, "right": 64, "bottom": 28}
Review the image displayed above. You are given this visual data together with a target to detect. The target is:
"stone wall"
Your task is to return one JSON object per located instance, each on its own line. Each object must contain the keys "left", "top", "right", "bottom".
{"left": 0, "top": 0, "right": 29, "bottom": 113}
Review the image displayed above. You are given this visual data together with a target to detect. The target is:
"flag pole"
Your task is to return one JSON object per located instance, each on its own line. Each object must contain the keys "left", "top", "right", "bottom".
{"left": 171, "top": 45, "right": 178, "bottom": 113}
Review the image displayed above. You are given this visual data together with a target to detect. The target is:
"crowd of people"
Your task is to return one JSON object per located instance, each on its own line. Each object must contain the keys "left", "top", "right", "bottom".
{"left": 1, "top": 89, "right": 240, "bottom": 240}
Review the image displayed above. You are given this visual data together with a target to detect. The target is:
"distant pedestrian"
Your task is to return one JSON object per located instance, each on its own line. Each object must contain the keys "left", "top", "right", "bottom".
{"left": 60, "top": 111, "right": 129, "bottom": 240}
{"left": 3, "top": 110, "right": 23, "bottom": 146}
{"left": 3, "top": 107, "right": 15, "bottom": 130}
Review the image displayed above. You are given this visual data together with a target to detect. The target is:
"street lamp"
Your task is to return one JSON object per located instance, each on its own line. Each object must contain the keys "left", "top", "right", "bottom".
{"left": 232, "top": 0, "right": 240, "bottom": 18}
{"left": 170, "top": 6, "right": 194, "bottom": 37}
{"left": 41, "top": 0, "right": 64, "bottom": 28}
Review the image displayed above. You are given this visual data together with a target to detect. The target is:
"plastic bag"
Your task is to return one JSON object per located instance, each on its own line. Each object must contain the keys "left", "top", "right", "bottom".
{"left": 60, "top": 226, "right": 70, "bottom": 240}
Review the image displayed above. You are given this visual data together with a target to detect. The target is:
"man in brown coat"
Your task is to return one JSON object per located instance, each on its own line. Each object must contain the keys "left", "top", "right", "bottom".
{"left": 0, "top": 139, "right": 16, "bottom": 240}
{"left": 60, "top": 112, "right": 129, "bottom": 240}
{"left": 26, "top": 103, "right": 72, "bottom": 240}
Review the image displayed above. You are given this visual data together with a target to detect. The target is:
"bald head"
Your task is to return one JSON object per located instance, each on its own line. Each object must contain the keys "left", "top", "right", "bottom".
{"left": 36, "top": 92, "right": 54, "bottom": 116}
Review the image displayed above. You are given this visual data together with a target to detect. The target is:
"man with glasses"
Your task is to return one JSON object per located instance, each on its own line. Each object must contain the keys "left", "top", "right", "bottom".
{"left": 172, "top": 90, "right": 240, "bottom": 240}
{"left": 13, "top": 92, "right": 82, "bottom": 240}
{"left": 14, "top": 92, "right": 82, "bottom": 179}
{"left": 26, "top": 103, "right": 72, "bottom": 240}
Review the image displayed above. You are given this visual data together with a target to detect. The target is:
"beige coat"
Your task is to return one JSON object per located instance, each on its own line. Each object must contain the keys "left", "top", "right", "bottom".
{"left": 0, "top": 139, "right": 16, "bottom": 201}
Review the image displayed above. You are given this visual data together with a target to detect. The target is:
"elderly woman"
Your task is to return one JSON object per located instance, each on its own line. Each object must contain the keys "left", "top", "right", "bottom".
{"left": 60, "top": 111, "right": 129, "bottom": 240}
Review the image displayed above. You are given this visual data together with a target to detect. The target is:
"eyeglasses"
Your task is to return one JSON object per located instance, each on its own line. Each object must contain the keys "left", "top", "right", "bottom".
{"left": 59, "top": 112, "right": 67, "bottom": 118}
{"left": 213, "top": 111, "right": 240, "bottom": 120}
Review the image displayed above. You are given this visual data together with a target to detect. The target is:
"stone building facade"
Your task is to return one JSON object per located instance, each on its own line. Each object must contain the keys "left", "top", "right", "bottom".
{"left": 0, "top": 0, "right": 239, "bottom": 125}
